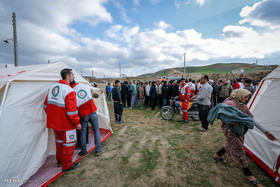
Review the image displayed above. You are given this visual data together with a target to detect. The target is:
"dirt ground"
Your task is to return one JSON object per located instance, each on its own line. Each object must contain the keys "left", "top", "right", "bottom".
{"left": 50, "top": 101, "right": 278, "bottom": 187}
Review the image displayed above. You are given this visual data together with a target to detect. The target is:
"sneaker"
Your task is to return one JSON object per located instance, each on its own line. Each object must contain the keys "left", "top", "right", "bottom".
{"left": 57, "top": 161, "right": 62, "bottom": 167}
{"left": 95, "top": 150, "right": 104, "bottom": 156}
{"left": 78, "top": 151, "right": 87, "bottom": 157}
{"left": 115, "top": 119, "right": 119, "bottom": 123}
{"left": 62, "top": 162, "right": 80, "bottom": 172}
{"left": 181, "top": 120, "right": 188, "bottom": 124}
{"left": 117, "top": 120, "right": 124, "bottom": 124}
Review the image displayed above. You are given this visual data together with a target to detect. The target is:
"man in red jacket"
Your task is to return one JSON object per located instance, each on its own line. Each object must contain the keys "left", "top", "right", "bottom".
{"left": 44, "top": 68, "right": 81, "bottom": 172}
{"left": 71, "top": 81, "right": 104, "bottom": 156}
{"left": 179, "top": 78, "right": 191, "bottom": 123}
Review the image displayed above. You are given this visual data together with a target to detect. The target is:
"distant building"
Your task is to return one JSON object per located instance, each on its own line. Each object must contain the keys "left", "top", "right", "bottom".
{"left": 232, "top": 69, "right": 244, "bottom": 74}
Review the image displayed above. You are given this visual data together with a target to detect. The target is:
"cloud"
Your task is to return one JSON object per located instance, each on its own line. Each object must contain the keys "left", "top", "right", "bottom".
{"left": 133, "top": 0, "right": 140, "bottom": 6}
{"left": 113, "top": 1, "right": 131, "bottom": 23}
{"left": 154, "top": 21, "right": 172, "bottom": 30}
{"left": 195, "top": 0, "right": 206, "bottom": 6}
{"left": 174, "top": 1, "right": 181, "bottom": 8}
{"left": 150, "top": 0, "right": 161, "bottom": 5}
{"left": 1, "top": 1, "right": 280, "bottom": 77}
{"left": 239, "top": 0, "right": 280, "bottom": 29}
{"left": 105, "top": 25, "right": 139, "bottom": 43}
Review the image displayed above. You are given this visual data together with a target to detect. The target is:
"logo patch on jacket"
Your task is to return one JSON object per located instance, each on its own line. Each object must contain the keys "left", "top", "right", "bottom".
{"left": 52, "top": 86, "right": 60, "bottom": 97}
{"left": 78, "top": 90, "right": 87, "bottom": 99}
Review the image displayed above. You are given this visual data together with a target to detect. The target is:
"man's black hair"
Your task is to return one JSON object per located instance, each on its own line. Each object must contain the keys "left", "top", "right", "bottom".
{"left": 108, "top": 83, "right": 111, "bottom": 85}
{"left": 245, "top": 79, "right": 252, "bottom": 84}
{"left": 181, "top": 78, "right": 185, "bottom": 81}
{"left": 204, "top": 75, "right": 209, "bottom": 81}
{"left": 189, "top": 78, "right": 192, "bottom": 82}
{"left": 115, "top": 80, "right": 120, "bottom": 84}
{"left": 60, "top": 68, "right": 72, "bottom": 80}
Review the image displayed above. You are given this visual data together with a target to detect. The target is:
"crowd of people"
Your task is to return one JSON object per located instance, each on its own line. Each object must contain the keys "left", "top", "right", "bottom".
{"left": 108, "top": 75, "right": 276, "bottom": 186}
{"left": 105, "top": 76, "right": 259, "bottom": 125}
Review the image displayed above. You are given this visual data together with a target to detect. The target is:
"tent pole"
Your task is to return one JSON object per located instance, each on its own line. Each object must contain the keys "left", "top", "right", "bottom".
{"left": 0, "top": 81, "right": 11, "bottom": 116}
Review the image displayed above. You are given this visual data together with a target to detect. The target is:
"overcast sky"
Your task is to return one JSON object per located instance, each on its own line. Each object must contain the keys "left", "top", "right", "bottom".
{"left": 0, "top": 0, "right": 280, "bottom": 77}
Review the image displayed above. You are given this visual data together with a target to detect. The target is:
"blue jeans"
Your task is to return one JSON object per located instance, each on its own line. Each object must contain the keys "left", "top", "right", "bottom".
{"left": 131, "top": 94, "right": 137, "bottom": 108}
{"left": 163, "top": 99, "right": 167, "bottom": 106}
{"left": 107, "top": 92, "right": 112, "bottom": 101}
{"left": 80, "top": 112, "right": 103, "bottom": 154}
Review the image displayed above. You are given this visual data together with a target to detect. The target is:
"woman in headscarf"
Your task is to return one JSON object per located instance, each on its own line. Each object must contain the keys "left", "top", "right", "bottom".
{"left": 213, "top": 89, "right": 277, "bottom": 187}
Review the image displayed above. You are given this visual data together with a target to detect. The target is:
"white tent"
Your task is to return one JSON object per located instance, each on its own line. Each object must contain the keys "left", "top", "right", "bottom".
{"left": 244, "top": 66, "right": 280, "bottom": 185}
{"left": 0, "top": 62, "right": 112, "bottom": 187}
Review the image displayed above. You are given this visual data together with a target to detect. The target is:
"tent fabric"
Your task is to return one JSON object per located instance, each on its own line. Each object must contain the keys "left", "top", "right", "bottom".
{"left": 0, "top": 62, "right": 112, "bottom": 187}
{"left": 244, "top": 66, "right": 280, "bottom": 185}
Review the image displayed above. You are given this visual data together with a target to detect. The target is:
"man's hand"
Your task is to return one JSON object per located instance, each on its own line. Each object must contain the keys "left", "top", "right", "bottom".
{"left": 77, "top": 124, "right": 82, "bottom": 130}
{"left": 120, "top": 102, "right": 122, "bottom": 104}
{"left": 265, "top": 131, "right": 277, "bottom": 141}
{"left": 191, "top": 95, "right": 197, "bottom": 99}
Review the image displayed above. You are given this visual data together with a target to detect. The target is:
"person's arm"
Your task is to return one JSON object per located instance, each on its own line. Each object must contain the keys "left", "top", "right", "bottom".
{"left": 195, "top": 87, "right": 206, "bottom": 101}
{"left": 117, "top": 89, "right": 122, "bottom": 102}
{"left": 65, "top": 91, "right": 80, "bottom": 128}
{"left": 186, "top": 86, "right": 191, "bottom": 101}
{"left": 253, "top": 118, "right": 277, "bottom": 141}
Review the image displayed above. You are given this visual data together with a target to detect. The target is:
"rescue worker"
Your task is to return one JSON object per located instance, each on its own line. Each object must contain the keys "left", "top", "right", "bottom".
{"left": 71, "top": 81, "right": 104, "bottom": 156}
{"left": 179, "top": 78, "right": 191, "bottom": 123}
{"left": 44, "top": 68, "right": 81, "bottom": 172}
{"left": 187, "top": 78, "right": 196, "bottom": 97}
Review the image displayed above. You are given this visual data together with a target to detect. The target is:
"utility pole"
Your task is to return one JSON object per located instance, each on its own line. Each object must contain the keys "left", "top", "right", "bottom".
{"left": 81, "top": 68, "right": 82, "bottom": 76}
{"left": 92, "top": 69, "right": 94, "bottom": 77}
{"left": 12, "top": 12, "right": 18, "bottom": 67}
{"left": 183, "top": 53, "right": 186, "bottom": 78}
{"left": 119, "top": 63, "right": 121, "bottom": 81}
{"left": 48, "top": 60, "right": 50, "bottom": 64}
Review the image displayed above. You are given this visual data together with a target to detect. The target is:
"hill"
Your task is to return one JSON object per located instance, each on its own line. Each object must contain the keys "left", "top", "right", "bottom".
{"left": 138, "top": 63, "right": 276, "bottom": 78}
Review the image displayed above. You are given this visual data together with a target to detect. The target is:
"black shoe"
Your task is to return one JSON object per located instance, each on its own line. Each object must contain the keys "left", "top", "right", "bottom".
{"left": 57, "top": 161, "right": 62, "bottom": 167}
{"left": 117, "top": 120, "right": 123, "bottom": 124}
{"left": 62, "top": 162, "right": 80, "bottom": 172}
{"left": 181, "top": 120, "right": 188, "bottom": 124}
{"left": 78, "top": 151, "right": 87, "bottom": 156}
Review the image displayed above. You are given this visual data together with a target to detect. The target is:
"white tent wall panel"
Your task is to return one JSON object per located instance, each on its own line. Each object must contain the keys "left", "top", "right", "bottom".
{"left": 245, "top": 77, "right": 280, "bottom": 179}
{"left": 0, "top": 82, "right": 52, "bottom": 186}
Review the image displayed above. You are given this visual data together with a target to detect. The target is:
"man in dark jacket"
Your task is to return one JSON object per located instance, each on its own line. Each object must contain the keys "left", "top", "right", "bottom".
{"left": 121, "top": 81, "right": 129, "bottom": 108}
{"left": 244, "top": 79, "right": 255, "bottom": 104}
{"left": 112, "top": 80, "right": 123, "bottom": 124}
{"left": 173, "top": 80, "right": 180, "bottom": 97}
{"left": 168, "top": 80, "right": 174, "bottom": 104}
{"left": 149, "top": 81, "right": 157, "bottom": 110}
{"left": 162, "top": 81, "right": 168, "bottom": 106}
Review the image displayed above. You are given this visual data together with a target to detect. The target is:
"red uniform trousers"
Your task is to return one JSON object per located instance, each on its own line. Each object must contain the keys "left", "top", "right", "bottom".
{"left": 54, "top": 129, "right": 77, "bottom": 170}
{"left": 182, "top": 100, "right": 189, "bottom": 121}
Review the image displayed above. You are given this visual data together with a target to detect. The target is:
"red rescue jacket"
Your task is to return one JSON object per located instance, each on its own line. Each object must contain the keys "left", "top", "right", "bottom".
{"left": 71, "top": 83, "right": 97, "bottom": 118}
{"left": 44, "top": 80, "right": 80, "bottom": 131}
{"left": 179, "top": 83, "right": 190, "bottom": 101}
